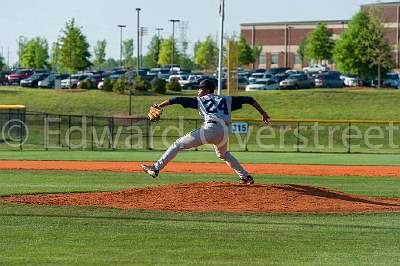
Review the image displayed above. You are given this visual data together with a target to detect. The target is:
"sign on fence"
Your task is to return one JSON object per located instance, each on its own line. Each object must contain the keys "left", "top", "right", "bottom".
{"left": 231, "top": 122, "right": 249, "bottom": 134}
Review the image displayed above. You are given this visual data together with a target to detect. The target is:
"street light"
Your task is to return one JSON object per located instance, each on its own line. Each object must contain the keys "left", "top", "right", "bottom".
{"left": 117, "top": 25, "right": 126, "bottom": 68}
{"left": 155, "top": 27, "right": 164, "bottom": 38}
{"left": 169, "top": 19, "right": 180, "bottom": 67}
{"left": 136, "top": 8, "right": 141, "bottom": 75}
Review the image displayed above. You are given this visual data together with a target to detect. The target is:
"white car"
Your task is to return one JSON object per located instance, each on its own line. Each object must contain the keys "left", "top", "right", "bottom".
{"left": 245, "top": 79, "right": 279, "bottom": 91}
{"left": 168, "top": 74, "right": 189, "bottom": 86}
{"left": 303, "top": 64, "right": 329, "bottom": 73}
{"left": 340, "top": 75, "right": 358, "bottom": 87}
{"left": 249, "top": 73, "right": 274, "bottom": 84}
{"left": 61, "top": 74, "right": 90, "bottom": 89}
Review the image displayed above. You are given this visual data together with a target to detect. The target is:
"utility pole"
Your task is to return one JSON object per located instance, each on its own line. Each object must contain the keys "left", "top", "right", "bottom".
{"left": 117, "top": 25, "right": 126, "bottom": 68}
{"left": 136, "top": 8, "right": 141, "bottom": 75}
{"left": 169, "top": 19, "right": 180, "bottom": 67}
{"left": 155, "top": 28, "right": 164, "bottom": 38}
{"left": 140, "top": 27, "right": 148, "bottom": 69}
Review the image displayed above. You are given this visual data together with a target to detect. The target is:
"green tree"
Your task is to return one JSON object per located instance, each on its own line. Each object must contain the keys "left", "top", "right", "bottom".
{"left": 194, "top": 35, "right": 219, "bottom": 72}
{"left": 104, "top": 58, "right": 119, "bottom": 70}
{"left": 122, "top": 39, "right": 135, "bottom": 69}
{"left": 297, "top": 38, "right": 308, "bottom": 64}
{"left": 20, "top": 37, "right": 49, "bottom": 69}
{"left": 237, "top": 36, "right": 255, "bottom": 66}
{"left": 50, "top": 41, "right": 62, "bottom": 71}
{"left": 305, "top": 22, "right": 334, "bottom": 63}
{"left": 0, "top": 55, "right": 5, "bottom": 70}
{"left": 334, "top": 10, "right": 393, "bottom": 79}
{"left": 158, "top": 38, "right": 180, "bottom": 66}
{"left": 143, "top": 35, "right": 162, "bottom": 68}
{"left": 58, "top": 18, "right": 92, "bottom": 73}
{"left": 93, "top": 40, "right": 107, "bottom": 70}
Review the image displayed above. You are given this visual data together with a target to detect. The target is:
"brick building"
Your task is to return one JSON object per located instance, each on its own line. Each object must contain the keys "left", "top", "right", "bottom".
{"left": 240, "top": 1, "right": 400, "bottom": 70}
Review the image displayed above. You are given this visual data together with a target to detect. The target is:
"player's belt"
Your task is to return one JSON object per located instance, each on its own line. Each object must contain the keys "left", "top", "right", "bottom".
{"left": 206, "top": 121, "right": 230, "bottom": 126}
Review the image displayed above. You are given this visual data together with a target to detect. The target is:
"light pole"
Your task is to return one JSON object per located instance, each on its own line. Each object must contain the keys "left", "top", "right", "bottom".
{"left": 169, "top": 19, "right": 180, "bottom": 67}
{"left": 136, "top": 8, "right": 141, "bottom": 76}
{"left": 117, "top": 25, "right": 126, "bottom": 68}
{"left": 140, "top": 27, "right": 148, "bottom": 70}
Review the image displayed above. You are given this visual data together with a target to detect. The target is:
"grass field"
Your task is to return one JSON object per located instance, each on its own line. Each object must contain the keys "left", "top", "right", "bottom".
{"left": 1, "top": 170, "right": 400, "bottom": 265}
{"left": 1, "top": 86, "right": 400, "bottom": 120}
{"left": 0, "top": 150, "right": 400, "bottom": 166}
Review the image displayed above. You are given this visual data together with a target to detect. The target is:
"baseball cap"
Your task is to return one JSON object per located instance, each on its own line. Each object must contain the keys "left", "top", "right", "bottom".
{"left": 198, "top": 79, "right": 215, "bottom": 91}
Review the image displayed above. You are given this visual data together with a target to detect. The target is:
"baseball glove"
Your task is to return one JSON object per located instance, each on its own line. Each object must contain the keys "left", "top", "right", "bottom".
{"left": 148, "top": 105, "right": 163, "bottom": 122}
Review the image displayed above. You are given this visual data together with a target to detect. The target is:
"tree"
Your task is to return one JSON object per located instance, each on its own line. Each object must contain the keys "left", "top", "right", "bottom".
{"left": 305, "top": 22, "right": 334, "bottom": 63}
{"left": 297, "top": 38, "right": 308, "bottom": 65}
{"left": 122, "top": 39, "right": 135, "bottom": 69}
{"left": 237, "top": 36, "right": 255, "bottom": 66}
{"left": 20, "top": 37, "right": 49, "bottom": 69}
{"left": 334, "top": 10, "right": 393, "bottom": 80}
{"left": 158, "top": 38, "right": 180, "bottom": 66}
{"left": 104, "top": 58, "right": 119, "bottom": 70}
{"left": 93, "top": 40, "right": 107, "bottom": 70}
{"left": 143, "top": 35, "right": 162, "bottom": 68}
{"left": 58, "top": 18, "right": 92, "bottom": 73}
{"left": 50, "top": 41, "right": 62, "bottom": 71}
{"left": 194, "top": 35, "right": 219, "bottom": 72}
{"left": 0, "top": 55, "right": 5, "bottom": 70}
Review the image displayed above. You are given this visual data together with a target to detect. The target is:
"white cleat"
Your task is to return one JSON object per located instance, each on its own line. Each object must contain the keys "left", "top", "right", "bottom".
{"left": 141, "top": 164, "right": 159, "bottom": 178}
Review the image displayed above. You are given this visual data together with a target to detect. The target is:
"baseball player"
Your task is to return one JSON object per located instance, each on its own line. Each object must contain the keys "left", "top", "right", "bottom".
{"left": 141, "top": 79, "right": 271, "bottom": 184}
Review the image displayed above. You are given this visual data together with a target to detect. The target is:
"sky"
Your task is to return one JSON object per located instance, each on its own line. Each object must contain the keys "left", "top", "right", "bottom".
{"left": 0, "top": 0, "right": 380, "bottom": 65}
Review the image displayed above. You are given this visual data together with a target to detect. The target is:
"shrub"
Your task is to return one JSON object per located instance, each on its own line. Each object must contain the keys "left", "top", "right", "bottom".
{"left": 101, "top": 78, "right": 113, "bottom": 92}
{"left": 133, "top": 76, "right": 151, "bottom": 92}
{"left": 112, "top": 78, "right": 127, "bottom": 94}
{"left": 151, "top": 77, "right": 167, "bottom": 94}
{"left": 167, "top": 77, "right": 182, "bottom": 91}
{"left": 78, "top": 80, "right": 96, "bottom": 90}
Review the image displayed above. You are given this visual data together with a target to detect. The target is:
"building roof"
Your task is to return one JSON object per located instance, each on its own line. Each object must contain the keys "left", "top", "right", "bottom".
{"left": 361, "top": 1, "right": 400, "bottom": 7}
{"left": 240, "top": 20, "right": 349, "bottom": 27}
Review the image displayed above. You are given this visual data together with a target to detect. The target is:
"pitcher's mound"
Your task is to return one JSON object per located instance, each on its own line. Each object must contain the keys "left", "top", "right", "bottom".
{"left": 3, "top": 182, "right": 400, "bottom": 213}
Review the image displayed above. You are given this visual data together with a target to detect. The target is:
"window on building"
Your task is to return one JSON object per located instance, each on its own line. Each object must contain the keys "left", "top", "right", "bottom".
{"left": 271, "top": 53, "right": 279, "bottom": 65}
{"left": 295, "top": 54, "right": 302, "bottom": 65}
{"left": 259, "top": 53, "right": 266, "bottom": 65}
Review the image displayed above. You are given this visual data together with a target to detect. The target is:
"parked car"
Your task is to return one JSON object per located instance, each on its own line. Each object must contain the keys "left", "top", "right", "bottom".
{"left": 249, "top": 72, "right": 274, "bottom": 84}
{"left": 303, "top": 64, "right": 329, "bottom": 73}
{"left": 181, "top": 77, "right": 226, "bottom": 90}
{"left": 38, "top": 73, "right": 70, "bottom": 88}
{"left": 238, "top": 77, "right": 250, "bottom": 90}
{"left": 268, "top": 67, "right": 291, "bottom": 75}
{"left": 61, "top": 74, "right": 91, "bottom": 88}
{"left": 20, "top": 73, "right": 49, "bottom": 88}
{"left": 383, "top": 73, "right": 400, "bottom": 88}
{"left": 280, "top": 74, "right": 315, "bottom": 89}
{"left": 7, "top": 69, "right": 34, "bottom": 85}
{"left": 245, "top": 79, "right": 279, "bottom": 91}
{"left": 340, "top": 74, "right": 358, "bottom": 87}
{"left": 314, "top": 72, "right": 344, "bottom": 88}
{"left": 0, "top": 71, "right": 10, "bottom": 85}
{"left": 168, "top": 74, "right": 189, "bottom": 86}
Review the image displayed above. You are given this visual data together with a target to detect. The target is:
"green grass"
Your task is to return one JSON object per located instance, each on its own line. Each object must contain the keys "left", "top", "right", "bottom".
{"left": 0, "top": 150, "right": 399, "bottom": 166}
{"left": 1, "top": 86, "right": 400, "bottom": 120}
{"left": 0, "top": 170, "right": 399, "bottom": 265}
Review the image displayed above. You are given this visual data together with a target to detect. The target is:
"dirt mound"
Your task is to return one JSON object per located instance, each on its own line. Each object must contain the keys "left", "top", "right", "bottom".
{"left": 3, "top": 182, "right": 400, "bottom": 213}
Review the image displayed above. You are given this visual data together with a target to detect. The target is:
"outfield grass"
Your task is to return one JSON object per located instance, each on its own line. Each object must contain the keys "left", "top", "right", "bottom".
{"left": 1, "top": 86, "right": 400, "bottom": 120}
{"left": 0, "top": 150, "right": 399, "bottom": 166}
{"left": 0, "top": 171, "right": 399, "bottom": 265}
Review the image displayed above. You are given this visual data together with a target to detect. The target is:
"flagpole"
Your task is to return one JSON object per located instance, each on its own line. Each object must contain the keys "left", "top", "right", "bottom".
{"left": 217, "top": 0, "right": 225, "bottom": 95}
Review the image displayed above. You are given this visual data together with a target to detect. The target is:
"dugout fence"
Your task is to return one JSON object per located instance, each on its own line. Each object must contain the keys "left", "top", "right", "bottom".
{"left": 0, "top": 111, "right": 399, "bottom": 154}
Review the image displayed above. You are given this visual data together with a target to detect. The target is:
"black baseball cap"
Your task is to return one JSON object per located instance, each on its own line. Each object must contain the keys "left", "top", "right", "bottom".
{"left": 198, "top": 79, "right": 215, "bottom": 91}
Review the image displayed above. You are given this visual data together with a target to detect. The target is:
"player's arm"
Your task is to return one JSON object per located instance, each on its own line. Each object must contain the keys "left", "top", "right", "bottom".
{"left": 156, "top": 97, "right": 197, "bottom": 109}
{"left": 232, "top": 96, "right": 271, "bottom": 125}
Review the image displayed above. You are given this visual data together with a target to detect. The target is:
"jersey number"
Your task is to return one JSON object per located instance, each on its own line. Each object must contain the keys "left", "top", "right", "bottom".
{"left": 203, "top": 98, "right": 229, "bottom": 115}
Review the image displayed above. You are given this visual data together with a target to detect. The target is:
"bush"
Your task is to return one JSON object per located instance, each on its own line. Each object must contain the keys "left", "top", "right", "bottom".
{"left": 151, "top": 77, "right": 167, "bottom": 94}
{"left": 78, "top": 80, "right": 96, "bottom": 90}
{"left": 101, "top": 78, "right": 113, "bottom": 92}
{"left": 133, "top": 76, "right": 151, "bottom": 92}
{"left": 167, "top": 77, "right": 182, "bottom": 92}
{"left": 112, "top": 78, "right": 127, "bottom": 94}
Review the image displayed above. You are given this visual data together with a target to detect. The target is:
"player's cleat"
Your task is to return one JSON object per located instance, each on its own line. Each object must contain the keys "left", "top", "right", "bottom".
{"left": 239, "top": 176, "right": 255, "bottom": 185}
{"left": 141, "top": 164, "right": 159, "bottom": 178}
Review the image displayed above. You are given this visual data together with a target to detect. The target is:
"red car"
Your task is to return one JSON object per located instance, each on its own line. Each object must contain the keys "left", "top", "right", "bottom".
{"left": 7, "top": 69, "right": 34, "bottom": 85}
